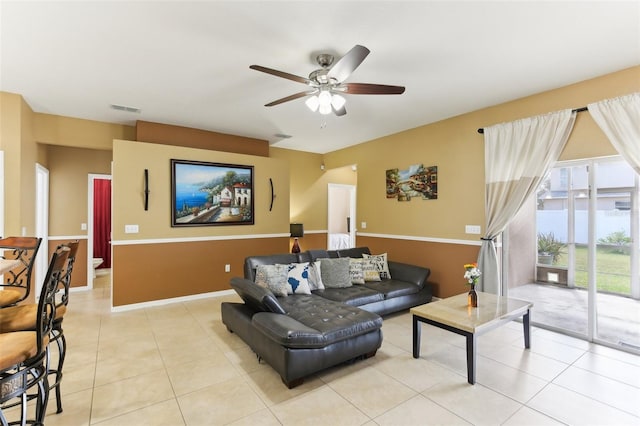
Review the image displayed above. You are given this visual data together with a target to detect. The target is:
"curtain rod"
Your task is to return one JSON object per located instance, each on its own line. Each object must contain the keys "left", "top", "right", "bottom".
{"left": 477, "top": 106, "right": 588, "bottom": 134}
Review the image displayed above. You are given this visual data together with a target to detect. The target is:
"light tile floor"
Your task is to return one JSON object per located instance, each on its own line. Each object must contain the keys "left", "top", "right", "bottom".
{"left": 5, "top": 271, "right": 639, "bottom": 425}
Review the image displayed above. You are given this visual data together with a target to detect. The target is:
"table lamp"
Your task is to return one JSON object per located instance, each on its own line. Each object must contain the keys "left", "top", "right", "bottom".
{"left": 290, "top": 223, "right": 304, "bottom": 254}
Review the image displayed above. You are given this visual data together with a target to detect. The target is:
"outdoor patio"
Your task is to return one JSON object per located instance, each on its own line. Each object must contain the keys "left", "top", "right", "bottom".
{"left": 509, "top": 283, "right": 640, "bottom": 352}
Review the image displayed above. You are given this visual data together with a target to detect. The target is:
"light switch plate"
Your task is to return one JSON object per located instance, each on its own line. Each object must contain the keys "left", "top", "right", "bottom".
{"left": 465, "top": 225, "right": 481, "bottom": 234}
{"left": 124, "top": 224, "right": 139, "bottom": 233}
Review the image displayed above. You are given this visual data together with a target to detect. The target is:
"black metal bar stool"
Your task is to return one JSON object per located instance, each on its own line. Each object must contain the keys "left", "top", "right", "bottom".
{"left": 0, "top": 246, "right": 70, "bottom": 426}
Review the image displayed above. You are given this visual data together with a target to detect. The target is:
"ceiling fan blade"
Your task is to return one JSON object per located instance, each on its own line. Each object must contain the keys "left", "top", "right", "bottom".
{"left": 264, "top": 90, "right": 317, "bottom": 107}
{"left": 333, "top": 105, "right": 347, "bottom": 116}
{"left": 327, "top": 45, "right": 370, "bottom": 82}
{"left": 342, "top": 83, "right": 405, "bottom": 95}
{"left": 250, "top": 65, "right": 312, "bottom": 85}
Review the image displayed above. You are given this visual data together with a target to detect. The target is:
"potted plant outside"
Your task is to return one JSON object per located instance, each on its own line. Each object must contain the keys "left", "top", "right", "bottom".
{"left": 537, "top": 232, "right": 565, "bottom": 265}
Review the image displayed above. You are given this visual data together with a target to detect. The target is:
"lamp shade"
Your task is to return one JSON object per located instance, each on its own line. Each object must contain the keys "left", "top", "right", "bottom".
{"left": 290, "top": 223, "right": 304, "bottom": 238}
{"left": 305, "top": 96, "right": 319, "bottom": 112}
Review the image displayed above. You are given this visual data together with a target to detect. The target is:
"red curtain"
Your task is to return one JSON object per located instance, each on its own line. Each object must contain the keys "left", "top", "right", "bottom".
{"left": 93, "top": 179, "right": 111, "bottom": 268}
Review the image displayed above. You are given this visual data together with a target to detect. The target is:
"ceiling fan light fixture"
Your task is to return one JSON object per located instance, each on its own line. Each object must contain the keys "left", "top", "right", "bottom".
{"left": 318, "top": 90, "right": 332, "bottom": 107}
{"left": 305, "top": 95, "right": 319, "bottom": 112}
{"left": 319, "top": 103, "right": 332, "bottom": 115}
{"left": 331, "top": 94, "right": 346, "bottom": 110}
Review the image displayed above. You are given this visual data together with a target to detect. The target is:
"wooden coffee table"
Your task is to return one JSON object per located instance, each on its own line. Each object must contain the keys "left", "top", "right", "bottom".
{"left": 411, "top": 291, "right": 532, "bottom": 384}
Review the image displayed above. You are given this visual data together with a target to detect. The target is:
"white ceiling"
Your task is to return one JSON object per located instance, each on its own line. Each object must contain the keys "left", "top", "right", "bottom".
{"left": 1, "top": 1, "right": 639, "bottom": 154}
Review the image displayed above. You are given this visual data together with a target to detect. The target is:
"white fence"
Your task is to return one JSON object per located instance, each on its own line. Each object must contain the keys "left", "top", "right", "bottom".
{"left": 537, "top": 210, "right": 631, "bottom": 244}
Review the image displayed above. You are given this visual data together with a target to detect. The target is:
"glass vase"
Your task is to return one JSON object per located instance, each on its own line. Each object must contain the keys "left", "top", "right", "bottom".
{"left": 468, "top": 284, "right": 478, "bottom": 308}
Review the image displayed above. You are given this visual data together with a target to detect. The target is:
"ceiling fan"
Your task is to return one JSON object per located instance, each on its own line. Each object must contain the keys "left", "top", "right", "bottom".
{"left": 250, "top": 45, "right": 405, "bottom": 117}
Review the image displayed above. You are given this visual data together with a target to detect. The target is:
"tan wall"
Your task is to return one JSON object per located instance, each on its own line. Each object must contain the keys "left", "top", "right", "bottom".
{"left": 0, "top": 92, "right": 23, "bottom": 235}
{"left": 111, "top": 139, "right": 291, "bottom": 306}
{"left": 0, "top": 92, "right": 39, "bottom": 236}
{"left": 47, "top": 146, "right": 113, "bottom": 236}
{"left": 112, "top": 139, "right": 290, "bottom": 240}
{"left": 270, "top": 147, "right": 357, "bottom": 232}
{"left": 34, "top": 113, "right": 135, "bottom": 150}
{"left": 269, "top": 147, "right": 325, "bottom": 227}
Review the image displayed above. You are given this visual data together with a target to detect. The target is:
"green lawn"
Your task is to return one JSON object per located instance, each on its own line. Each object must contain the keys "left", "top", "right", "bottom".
{"left": 555, "top": 246, "right": 632, "bottom": 295}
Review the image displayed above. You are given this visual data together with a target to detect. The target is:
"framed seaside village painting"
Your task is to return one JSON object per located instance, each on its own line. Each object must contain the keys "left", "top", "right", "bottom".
{"left": 171, "top": 159, "right": 254, "bottom": 227}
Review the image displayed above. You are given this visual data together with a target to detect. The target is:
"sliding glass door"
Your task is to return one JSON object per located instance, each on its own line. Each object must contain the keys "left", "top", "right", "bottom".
{"left": 533, "top": 157, "right": 640, "bottom": 351}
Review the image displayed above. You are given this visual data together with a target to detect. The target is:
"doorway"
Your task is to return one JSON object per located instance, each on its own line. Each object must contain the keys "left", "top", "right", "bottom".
{"left": 327, "top": 184, "right": 356, "bottom": 250}
{"left": 88, "top": 174, "right": 111, "bottom": 289}
{"left": 35, "top": 163, "right": 49, "bottom": 297}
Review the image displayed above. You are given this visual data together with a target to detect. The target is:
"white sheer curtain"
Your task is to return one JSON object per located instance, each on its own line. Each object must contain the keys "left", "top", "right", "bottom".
{"left": 588, "top": 93, "right": 640, "bottom": 174}
{"left": 479, "top": 110, "right": 576, "bottom": 294}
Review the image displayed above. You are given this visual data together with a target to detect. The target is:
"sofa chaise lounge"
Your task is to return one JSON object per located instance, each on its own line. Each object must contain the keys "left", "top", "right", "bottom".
{"left": 221, "top": 247, "right": 432, "bottom": 387}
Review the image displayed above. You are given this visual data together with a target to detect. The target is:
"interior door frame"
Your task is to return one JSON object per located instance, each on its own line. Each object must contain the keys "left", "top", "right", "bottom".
{"left": 35, "top": 163, "right": 49, "bottom": 297}
{"left": 327, "top": 183, "right": 357, "bottom": 249}
{"left": 88, "top": 173, "right": 111, "bottom": 289}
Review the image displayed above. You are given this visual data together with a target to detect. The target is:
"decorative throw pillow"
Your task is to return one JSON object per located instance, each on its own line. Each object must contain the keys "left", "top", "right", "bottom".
{"left": 254, "top": 264, "right": 288, "bottom": 297}
{"left": 362, "top": 258, "right": 381, "bottom": 282}
{"left": 363, "top": 253, "right": 392, "bottom": 279}
{"left": 348, "top": 258, "right": 365, "bottom": 284}
{"left": 286, "top": 263, "right": 312, "bottom": 295}
{"left": 307, "top": 261, "right": 325, "bottom": 291}
{"left": 319, "top": 258, "right": 352, "bottom": 288}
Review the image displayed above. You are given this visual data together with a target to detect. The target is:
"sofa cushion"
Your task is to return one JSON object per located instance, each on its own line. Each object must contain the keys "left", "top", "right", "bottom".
{"left": 312, "top": 285, "right": 384, "bottom": 307}
{"left": 363, "top": 279, "right": 420, "bottom": 299}
{"left": 348, "top": 258, "right": 365, "bottom": 284}
{"left": 363, "top": 252, "right": 392, "bottom": 279}
{"left": 318, "top": 258, "right": 351, "bottom": 288}
{"left": 307, "top": 261, "right": 324, "bottom": 291}
{"left": 362, "top": 258, "right": 381, "bottom": 282}
{"left": 255, "top": 264, "right": 289, "bottom": 297}
{"left": 286, "top": 263, "right": 312, "bottom": 295}
{"left": 254, "top": 294, "right": 383, "bottom": 348}
{"left": 245, "top": 253, "right": 300, "bottom": 281}
{"left": 230, "top": 277, "right": 287, "bottom": 314}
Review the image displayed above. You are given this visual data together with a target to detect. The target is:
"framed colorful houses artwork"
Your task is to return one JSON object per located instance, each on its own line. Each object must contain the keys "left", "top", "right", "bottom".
{"left": 171, "top": 159, "right": 254, "bottom": 227}
{"left": 386, "top": 164, "right": 437, "bottom": 201}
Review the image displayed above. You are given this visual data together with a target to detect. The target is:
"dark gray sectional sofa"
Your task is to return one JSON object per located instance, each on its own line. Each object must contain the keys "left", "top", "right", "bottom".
{"left": 221, "top": 247, "right": 432, "bottom": 387}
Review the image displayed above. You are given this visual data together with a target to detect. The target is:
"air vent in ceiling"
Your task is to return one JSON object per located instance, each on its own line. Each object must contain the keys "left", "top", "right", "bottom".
{"left": 274, "top": 133, "right": 292, "bottom": 139}
{"left": 110, "top": 104, "right": 141, "bottom": 113}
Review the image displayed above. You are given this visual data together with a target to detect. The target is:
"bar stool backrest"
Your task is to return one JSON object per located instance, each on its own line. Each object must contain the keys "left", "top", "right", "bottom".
{"left": 0, "top": 237, "right": 43, "bottom": 305}
{"left": 34, "top": 246, "right": 70, "bottom": 362}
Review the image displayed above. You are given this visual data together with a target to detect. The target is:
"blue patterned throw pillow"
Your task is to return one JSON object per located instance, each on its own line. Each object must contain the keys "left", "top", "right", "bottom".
{"left": 286, "top": 263, "right": 312, "bottom": 295}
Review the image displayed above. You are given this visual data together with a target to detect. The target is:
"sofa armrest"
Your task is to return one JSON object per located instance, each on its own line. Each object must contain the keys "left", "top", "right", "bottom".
{"left": 387, "top": 261, "right": 430, "bottom": 288}
{"left": 252, "top": 312, "right": 326, "bottom": 349}
{"left": 230, "top": 277, "right": 287, "bottom": 314}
